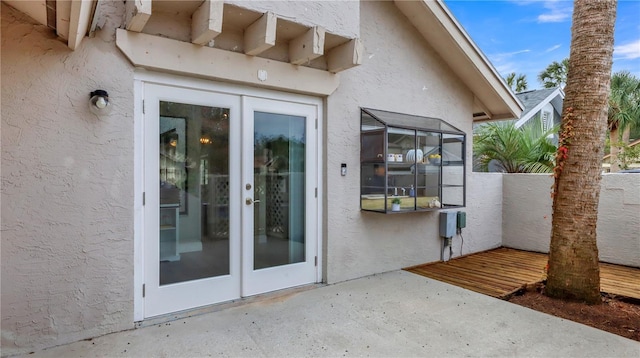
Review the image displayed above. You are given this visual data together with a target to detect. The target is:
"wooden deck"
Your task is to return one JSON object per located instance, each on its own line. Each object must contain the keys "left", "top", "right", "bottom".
{"left": 405, "top": 247, "right": 640, "bottom": 300}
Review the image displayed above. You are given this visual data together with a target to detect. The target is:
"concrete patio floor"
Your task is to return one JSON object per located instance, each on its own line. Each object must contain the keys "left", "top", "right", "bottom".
{"left": 16, "top": 270, "right": 640, "bottom": 357}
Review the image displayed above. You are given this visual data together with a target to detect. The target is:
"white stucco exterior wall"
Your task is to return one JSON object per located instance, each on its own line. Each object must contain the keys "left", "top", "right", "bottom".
{"left": 228, "top": 0, "right": 359, "bottom": 38}
{"left": 502, "top": 174, "right": 640, "bottom": 267}
{"left": 323, "top": 1, "right": 498, "bottom": 284}
{"left": 465, "top": 173, "right": 504, "bottom": 253}
{"left": 0, "top": 0, "right": 516, "bottom": 354}
{"left": 1, "top": 3, "right": 135, "bottom": 355}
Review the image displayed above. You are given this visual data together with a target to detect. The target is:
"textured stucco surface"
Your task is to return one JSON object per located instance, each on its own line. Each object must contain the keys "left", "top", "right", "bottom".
{"left": 465, "top": 173, "right": 504, "bottom": 253}
{"left": 502, "top": 174, "right": 640, "bottom": 267}
{"left": 1, "top": 2, "right": 135, "bottom": 355}
{"left": 323, "top": 1, "right": 487, "bottom": 284}
{"left": 1, "top": 0, "right": 518, "bottom": 354}
{"left": 227, "top": 0, "right": 359, "bottom": 38}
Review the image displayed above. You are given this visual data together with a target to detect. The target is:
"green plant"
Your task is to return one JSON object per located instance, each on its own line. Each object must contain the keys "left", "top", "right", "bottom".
{"left": 473, "top": 120, "right": 558, "bottom": 173}
{"left": 538, "top": 58, "right": 569, "bottom": 89}
{"left": 391, "top": 197, "right": 401, "bottom": 204}
{"left": 614, "top": 141, "right": 640, "bottom": 170}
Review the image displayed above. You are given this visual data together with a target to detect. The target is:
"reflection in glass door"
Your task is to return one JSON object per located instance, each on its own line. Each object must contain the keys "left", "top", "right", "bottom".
{"left": 253, "top": 111, "right": 306, "bottom": 269}
{"left": 158, "top": 102, "right": 231, "bottom": 285}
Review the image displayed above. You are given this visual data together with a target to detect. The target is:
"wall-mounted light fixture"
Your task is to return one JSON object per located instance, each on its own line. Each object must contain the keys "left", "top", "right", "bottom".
{"left": 89, "top": 90, "right": 111, "bottom": 115}
{"left": 200, "top": 135, "right": 212, "bottom": 145}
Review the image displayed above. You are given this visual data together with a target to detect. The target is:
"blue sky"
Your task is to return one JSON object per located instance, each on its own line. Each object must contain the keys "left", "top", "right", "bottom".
{"left": 444, "top": 0, "right": 640, "bottom": 90}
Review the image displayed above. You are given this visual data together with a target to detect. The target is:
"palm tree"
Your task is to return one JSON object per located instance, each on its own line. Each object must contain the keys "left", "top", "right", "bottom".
{"left": 505, "top": 72, "right": 528, "bottom": 93}
{"left": 607, "top": 71, "right": 640, "bottom": 172}
{"left": 547, "top": 0, "right": 617, "bottom": 304}
{"left": 473, "top": 120, "right": 557, "bottom": 173}
{"left": 538, "top": 58, "right": 569, "bottom": 89}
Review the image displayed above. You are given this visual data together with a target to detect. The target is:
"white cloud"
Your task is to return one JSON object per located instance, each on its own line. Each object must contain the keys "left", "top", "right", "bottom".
{"left": 494, "top": 63, "right": 518, "bottom": 76}
{"left": 614, "top": 39, "right": 640, "bottom": 60}
{"left": 492, "top": 49, "right": 531, "bottom": 59}
{"left": 488, "top": 49, "right": 531, "bottom": 74}
{"left": 537, "top": 1, "right": 572, "bottom": 23}
{"left": 544, "top": 44, "right": 562, "bottom": 53}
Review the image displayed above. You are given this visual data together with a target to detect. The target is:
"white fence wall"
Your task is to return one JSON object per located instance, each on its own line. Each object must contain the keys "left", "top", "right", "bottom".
{"left": 465, "top": 173, "right": 504, "bottom": 254}
{"left": 502, "top": 173, "right": 640, "bottom": 268}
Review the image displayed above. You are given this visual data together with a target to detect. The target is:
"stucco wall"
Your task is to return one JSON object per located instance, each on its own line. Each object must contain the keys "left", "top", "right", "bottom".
{"left": 465, "top": 173, "right": 504, "bottom": 253}
{"left": 228, "top": 0, "right": 359, "bottom": 38}
{"left": 323, "top": 1, "right": 499, "bottom": 283}
{"left": 502, "top": 174, "right": 640, "bottom": 267}
{"left": 0, "top": 0, "right": 511, "bottom": 354}
{"left": 1, "top": 3, "right": 135, "bottom": 355}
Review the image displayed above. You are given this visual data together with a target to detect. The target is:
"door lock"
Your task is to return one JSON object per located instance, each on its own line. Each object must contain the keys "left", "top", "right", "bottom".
{"left": 246, "top": 197, "right": 261, "bottom": 205}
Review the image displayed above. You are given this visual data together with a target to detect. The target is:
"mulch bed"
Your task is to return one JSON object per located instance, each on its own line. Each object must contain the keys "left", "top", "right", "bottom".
{"left": 507, "top": 284, "right": 640, "bottom": 341}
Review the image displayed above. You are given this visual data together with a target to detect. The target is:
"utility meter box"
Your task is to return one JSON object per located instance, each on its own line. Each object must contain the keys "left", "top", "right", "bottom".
{"left": 457, "top": 211, "right": 466, "bottom": 229}
{"left": 439, "top": 211, "right": 456, "bottom": 238}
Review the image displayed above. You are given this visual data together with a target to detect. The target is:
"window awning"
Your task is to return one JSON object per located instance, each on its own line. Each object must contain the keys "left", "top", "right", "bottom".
{"left": 362, "top": 108, "right": 464, "bottom": 134}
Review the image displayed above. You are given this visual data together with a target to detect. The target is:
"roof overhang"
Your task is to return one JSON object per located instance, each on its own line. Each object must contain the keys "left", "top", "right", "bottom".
{"left": 3, "top": 0, "right": 96, "bottom": 50}
{"left": 393, "top": 0, "right": 523, "bottom": 121}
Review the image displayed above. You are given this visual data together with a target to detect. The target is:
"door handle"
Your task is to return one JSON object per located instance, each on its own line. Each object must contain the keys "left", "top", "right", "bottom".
{"left": 246, "top": 197, "right": 261, "bottom": 205}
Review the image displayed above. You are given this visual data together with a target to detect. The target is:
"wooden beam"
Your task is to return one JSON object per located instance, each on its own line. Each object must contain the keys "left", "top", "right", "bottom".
{"left": 125, "top": 0, "right": 151, "bottom": 32}
{"left": 56, "top": 0, "right": 71, "bottom": 41}
{"left": 116, "top": 29, "right": 339, "bottom": 96}
{"left": 244, "top": 12, "right": 276, "bottom": 56}
{"left": 191, "top": 0, "right": 223, "bottom": 46}
{"left": 289, "top": 26, "right": 325, "bottom": 65}
{"left": 326, "top": 38, "right": 364, "bottom": 73}
{"left": 67, "top": 0, "right": 94, "bottom": 50}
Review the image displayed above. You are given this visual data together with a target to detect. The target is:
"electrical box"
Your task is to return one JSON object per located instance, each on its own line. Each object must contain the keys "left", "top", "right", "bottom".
{"left": 457, "top": 211, "right": 466, "bottom": 229}
{"left": 439, "top": 212, "right": 456, "bottom": 238}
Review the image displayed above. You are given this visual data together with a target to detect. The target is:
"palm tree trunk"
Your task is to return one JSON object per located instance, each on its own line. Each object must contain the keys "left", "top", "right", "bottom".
{"left": 547, "top": 0, "right": 616, "bottom": 304}
{"left": 622, "top": 126, "right": 631, "bottom": 144}
{"left": 609, "top": 127, "right": 620, "bottom": 172}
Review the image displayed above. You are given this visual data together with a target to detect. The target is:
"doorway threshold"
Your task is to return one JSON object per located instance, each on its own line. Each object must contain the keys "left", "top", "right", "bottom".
{"left": 136, "top": 282, "right": 325, "bottom": 328}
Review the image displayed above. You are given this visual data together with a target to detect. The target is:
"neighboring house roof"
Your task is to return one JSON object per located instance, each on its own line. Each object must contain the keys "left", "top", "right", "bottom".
{"left": 394, "top": 0, "right": 524, "bottom": 121}
{"left": 513, "top": 87, "right": 565, "bottom": 128}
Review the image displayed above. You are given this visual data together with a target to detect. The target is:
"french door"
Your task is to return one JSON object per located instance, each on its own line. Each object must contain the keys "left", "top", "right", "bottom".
{"left": 142, "top": 82, "right": 319, "bottom": 318}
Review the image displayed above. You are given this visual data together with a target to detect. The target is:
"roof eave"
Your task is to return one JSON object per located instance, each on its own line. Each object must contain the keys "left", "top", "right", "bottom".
{"left": 393, "top": 0, "right": 523, "bottom": 121}
{"left": 3, "top": 0, "right": 96, "bottom": 50}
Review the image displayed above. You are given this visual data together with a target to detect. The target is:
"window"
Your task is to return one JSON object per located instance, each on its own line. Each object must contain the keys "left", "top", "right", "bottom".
{"left": 542, "top": 111, "right": 552, "bottom": 132}
{"left": 360, "top": 108, "right": 466, "bottom": 213}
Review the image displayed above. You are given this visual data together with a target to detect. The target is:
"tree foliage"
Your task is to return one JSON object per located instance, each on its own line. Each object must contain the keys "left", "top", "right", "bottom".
{"left": 538, "top": 58, "right": 569, "bottom": 89}
{"left": 607, "top": 71, "right": 640, "bottom": 171}
{"left": 473, "top": 120, "right": 557, "bottom": 173}
{"left": 608, "top": 71, "right": 640, "bottom": 133}
{"left": 505, "top": 72, "right": 528, "bottom": 93}
{"left": 612, "top": 141, "right": 640, "bottom": 170}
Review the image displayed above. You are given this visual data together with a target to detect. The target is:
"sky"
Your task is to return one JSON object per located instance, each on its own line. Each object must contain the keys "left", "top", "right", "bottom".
{"left": 444, "top": 0, "right": 640, "bottom": 91}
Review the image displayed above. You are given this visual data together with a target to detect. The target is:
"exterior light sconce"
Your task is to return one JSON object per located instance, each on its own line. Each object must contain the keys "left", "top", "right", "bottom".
{"left": 89, "top": 90, "right": 111, "bottom": 116}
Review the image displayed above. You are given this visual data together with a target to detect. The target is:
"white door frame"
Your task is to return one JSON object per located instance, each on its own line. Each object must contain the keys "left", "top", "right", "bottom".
{"left": 241, "top": 96, "right": 319, "bottom": 297}
{"left": 133, "top": 71, "right": 324, "bottom": 321}
{"left": 141, "top": 83, "right": 242, "bottom": 318}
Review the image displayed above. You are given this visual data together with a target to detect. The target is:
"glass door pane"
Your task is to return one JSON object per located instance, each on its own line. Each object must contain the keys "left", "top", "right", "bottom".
{"left": 159, "top": 102, "right": 230, "bottom": 285}
{"left": 253, "top": 112, "right": 306, "bottom": 269}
